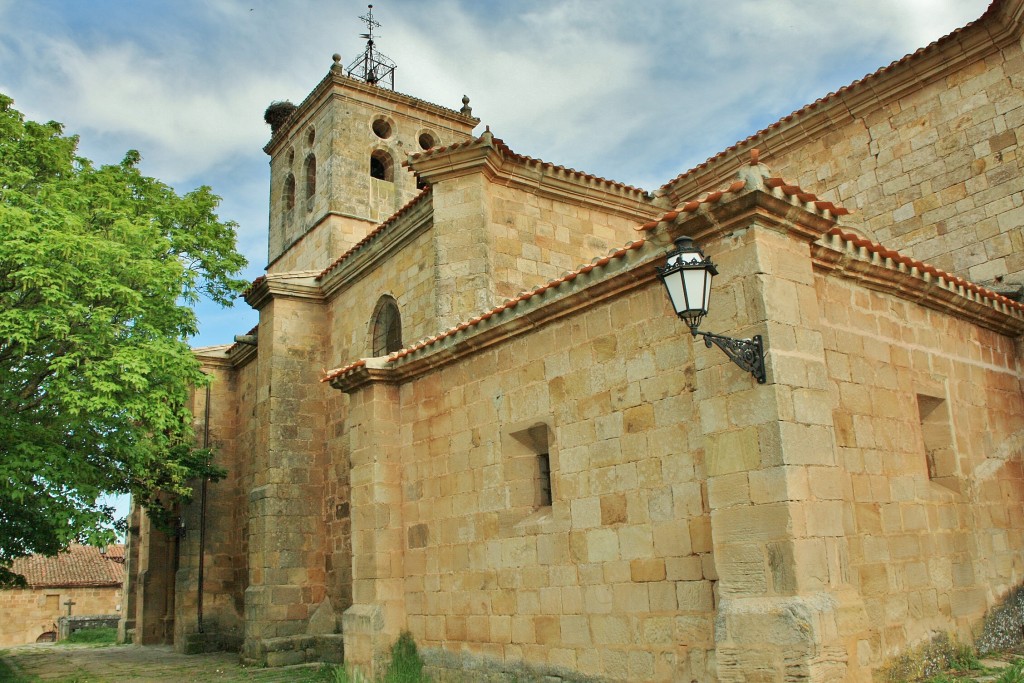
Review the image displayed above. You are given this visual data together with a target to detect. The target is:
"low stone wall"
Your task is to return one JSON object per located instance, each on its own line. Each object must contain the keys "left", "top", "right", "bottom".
{"left": 58, "top": 614, "right": 120, "bottom": 640}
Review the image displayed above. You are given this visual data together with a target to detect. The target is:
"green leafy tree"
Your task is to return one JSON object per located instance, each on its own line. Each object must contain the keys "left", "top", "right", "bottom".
{"left": 0, "top": 94, "right": 248, "bottom": 586}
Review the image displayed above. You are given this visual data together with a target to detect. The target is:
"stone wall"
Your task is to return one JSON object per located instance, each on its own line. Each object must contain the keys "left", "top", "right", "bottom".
{"left": 776, "top": 39, "right": 1024, "bottom": 290}
{"left": 486, "top": 181, "right": 655, "bottom": 304}
{"left": 173, "top": 355, "right": 251, "bottom": 653}
{"left": 324, "top": 222, "right": 438, "bottom": 367}
{"left": 58, "top": 614, "right": 120, "bottom": 640}
{"left": 390, "top": 282, "right": 714, "bottom": 681}
{"left": 331, "top": 178, "right": 1024, "bottom": 681}
{"left": 0, "top": 585, "right": 121, "bottom": 647}
{"left": 816, "top": 272, "right": 1024, "bottom": 660}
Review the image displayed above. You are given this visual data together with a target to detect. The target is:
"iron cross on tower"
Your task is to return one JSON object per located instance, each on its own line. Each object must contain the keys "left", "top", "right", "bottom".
{"left": 346, "top": 4, "right": 397, "bottom": 90}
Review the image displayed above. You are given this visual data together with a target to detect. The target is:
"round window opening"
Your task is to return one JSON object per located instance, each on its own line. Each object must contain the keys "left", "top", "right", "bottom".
{"left": 372, "top": 118, "right": 392, "bottom": 139}
{"left": 418, "top": 132, "right": 437, "bottom": 151}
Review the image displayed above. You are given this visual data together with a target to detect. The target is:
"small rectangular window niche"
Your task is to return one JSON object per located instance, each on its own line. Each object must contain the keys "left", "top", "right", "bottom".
{"left": 503, "top": 422, "right": 554, "bottom": 510}
{"left": 916, "top": 393, "right": 960, "bottom": 493}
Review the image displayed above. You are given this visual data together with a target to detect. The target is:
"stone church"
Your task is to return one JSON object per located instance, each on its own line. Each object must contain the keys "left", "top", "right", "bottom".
{"left": 122, "top": 2, "right": 1024, "bottom": 680}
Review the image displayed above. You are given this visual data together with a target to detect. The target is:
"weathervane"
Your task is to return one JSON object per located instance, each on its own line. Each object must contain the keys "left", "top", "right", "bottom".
{"left": 346, "top": 4, "right": 397, "bottom": 90}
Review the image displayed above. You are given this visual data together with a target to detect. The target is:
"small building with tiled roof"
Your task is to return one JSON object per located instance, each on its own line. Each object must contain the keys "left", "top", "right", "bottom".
{"left": 126, "top": 2, "right": 1024, "bottom": 681}
{"left": 0, "top": 544, "right": 124, "bottom": 647}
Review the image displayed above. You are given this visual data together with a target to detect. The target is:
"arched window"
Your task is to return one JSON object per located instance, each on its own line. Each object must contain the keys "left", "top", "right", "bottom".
{"left": 371, "top": 296, "right": 402, "bottom": 356}
{"left": 284, "top": 174, "right": 295, "bottom": 210}
{"left": 304, "top": 154, "right": 317, "bottom": 200}
{"left": 370, "top": 149, "right": 393, "bottom": 182}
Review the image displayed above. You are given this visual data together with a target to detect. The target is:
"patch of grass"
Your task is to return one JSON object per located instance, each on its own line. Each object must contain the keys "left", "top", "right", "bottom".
{"left": 383, "top": 631, "right": 425, "bottom": 683}
{"left": 883, "top": 632, "right": 982, "bottom": 682}
{"left": 994, "top": 658, "right": 1024, "bottom": 683}
{"left": 324, "top": 631, "right": 429, "bottom": 683}
{"left": 58, "top": 627, "right": 117, "bottom": 646}
{"left": 326, "top": 664, "right": 372, "bottom": 683}
{"left": 0, "top": 655, "right": 33, "bottom": 682}
{"left": 920, "top": 675, "right": 971, "bottom": 683}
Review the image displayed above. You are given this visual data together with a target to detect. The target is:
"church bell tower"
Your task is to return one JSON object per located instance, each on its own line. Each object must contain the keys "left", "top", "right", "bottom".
{"left": 262, "top": 4, "right": 479, "bottom": 274}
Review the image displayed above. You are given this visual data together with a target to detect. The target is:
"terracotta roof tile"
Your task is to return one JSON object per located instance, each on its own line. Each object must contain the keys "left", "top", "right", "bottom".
{"left": 241, "top": 275, "right": 266, "bottom": 299}
{"left": 822, "top": 227, "right": 1024, "bottom": 313}
{"left": 323, "top": 153, "right": 858, "bottom": 383}
{"left": 322, "top": 238, "right": 649, "bottom": 382}
{"left": 407, "top": 130, "right": 649, "bottom": 196}
{"left": 638, "top": 151, "right": 851, "bottom": 233}
{"left": 10, "top": 545, "right": 125, "bottom": 589}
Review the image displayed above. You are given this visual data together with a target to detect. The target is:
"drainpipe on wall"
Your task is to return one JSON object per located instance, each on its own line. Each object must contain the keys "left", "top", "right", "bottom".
{"left": 197, "top": 382, "right": 210, "bottom": 635}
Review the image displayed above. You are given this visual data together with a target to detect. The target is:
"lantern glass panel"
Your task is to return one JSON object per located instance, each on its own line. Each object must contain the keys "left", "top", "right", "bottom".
{"left": 680, "top": 267, "right": 711, "bottom": 315}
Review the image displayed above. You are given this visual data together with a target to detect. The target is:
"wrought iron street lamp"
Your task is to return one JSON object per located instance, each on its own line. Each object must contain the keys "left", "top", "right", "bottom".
{"left": 657, "top": 236, "right": 766, "bottom": 384}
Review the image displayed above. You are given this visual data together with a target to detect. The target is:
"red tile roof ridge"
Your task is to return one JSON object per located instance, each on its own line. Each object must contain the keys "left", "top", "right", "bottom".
{"left": 11, "top": 544, "right": 125, "bottom": 588}
{"left": 638, "top": 154, "right": 850, "bottom": 232}
{"left": 241, "top": 275, "right": 267, "bottom": 299}
{"left": 404, "top": 138, "right": 479, "bottom": 164}
{"left": 408, "top": 129, "right": 649, "bottom": 195}
{"left": 822, "top": 226, "right": 1024, "bottom": 312}
{"left": 490, "top": 134, "right": 648, "bottom": 194}
{"left": 657, "top": 2, "right": 999, "bottom": 193}
{"left": 322, "top": 238, "right": 648, "bottom": 382}
{"left": 318, "top": 186, "right": 434, "bottom": 281}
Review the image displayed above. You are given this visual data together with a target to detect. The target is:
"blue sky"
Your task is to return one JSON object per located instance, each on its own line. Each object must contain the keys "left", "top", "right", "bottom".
{"left": 0, "top": 0, "right": 991, "bottom": 347}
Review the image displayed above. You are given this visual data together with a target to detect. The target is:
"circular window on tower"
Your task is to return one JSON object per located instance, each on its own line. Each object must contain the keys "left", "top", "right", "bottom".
{"left": 372, "top": 116, "right": 393, "bottom": 139}
{"left": 418, "top": 131, "right": 437, "bottom": 151}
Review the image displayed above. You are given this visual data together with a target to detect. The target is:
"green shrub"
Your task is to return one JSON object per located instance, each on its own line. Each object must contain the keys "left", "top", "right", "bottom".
{"left": 322, "top": 633, "right": 427, "bottom": 683}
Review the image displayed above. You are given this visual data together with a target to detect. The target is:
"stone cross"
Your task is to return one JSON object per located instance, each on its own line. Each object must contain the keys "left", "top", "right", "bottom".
{"left": 64, "top": 599, "right": 76, "bottom": 616}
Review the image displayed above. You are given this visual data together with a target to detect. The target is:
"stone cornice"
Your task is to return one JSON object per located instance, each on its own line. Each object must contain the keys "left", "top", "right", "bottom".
{"left": 680, "top": 185, "right": 840, "bottom": 248}
{"left": 244, "top": 273, "right": 324, "bottom": 311}
{"left": 328, "top": 238, "right": 661, "bottom": 393}
{"left": 193, "top": 344, "right": 236, "bottom": 370}
{"left": 264, "top": 68, "right": 479, "bottom": 157}
{"left": 409, "top": 133, "right": 659, "bottom": 222}
{"left": 226, "top": 341, "right": 258, "bottom": 369}
{"left": 666, "top": 181, "right": 1024, "bottom": 336}
{"left": 813, "top": 232, "right": 1024, "bottom": 337}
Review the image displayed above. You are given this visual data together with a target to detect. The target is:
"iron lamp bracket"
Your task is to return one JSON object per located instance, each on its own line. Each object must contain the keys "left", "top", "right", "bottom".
{"left": 692, "top": 329, "right": 767, "bottom": 384}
